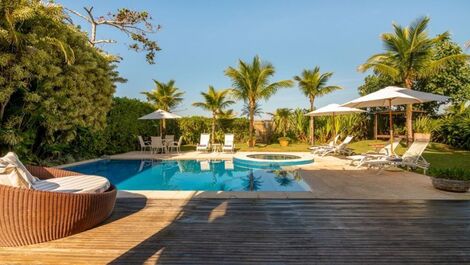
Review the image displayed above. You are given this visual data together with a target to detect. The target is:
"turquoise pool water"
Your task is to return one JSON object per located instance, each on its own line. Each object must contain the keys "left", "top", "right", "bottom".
{"left": 65, "top": 159, "right": 311, "bottom": 191}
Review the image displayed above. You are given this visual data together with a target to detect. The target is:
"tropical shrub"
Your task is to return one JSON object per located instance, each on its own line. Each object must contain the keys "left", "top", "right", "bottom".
{"left": 413, "top": 116, "right": 441, "bottom": 134}
{"left": 428, "top": 167, "right": 470, "bottom": 181}
{"left": 435, "top": 107, "right": 470, "bottom": 150}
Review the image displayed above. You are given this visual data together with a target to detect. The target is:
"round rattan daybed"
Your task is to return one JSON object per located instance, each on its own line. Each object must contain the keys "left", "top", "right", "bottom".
{"left": 0, "top": 166, "right": 117, "bottom": 247}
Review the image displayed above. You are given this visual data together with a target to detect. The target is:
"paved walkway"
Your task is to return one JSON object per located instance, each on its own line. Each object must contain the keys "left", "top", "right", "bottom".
{"left": 1, "top": 198, "right": 469, "bottom": 264}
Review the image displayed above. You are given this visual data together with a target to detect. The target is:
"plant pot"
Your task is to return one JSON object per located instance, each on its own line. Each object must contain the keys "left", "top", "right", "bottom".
{"left": 279, "top": 140, "right": 290, "bottom": 147}
{"left": 414, "top": 133, "right": 431, "bottom": 141}
{"left": 431, "top": 177, "right": 470, "bottom": 193}
{"left": 247, "top": 139, "right": 256, "bottom": 147}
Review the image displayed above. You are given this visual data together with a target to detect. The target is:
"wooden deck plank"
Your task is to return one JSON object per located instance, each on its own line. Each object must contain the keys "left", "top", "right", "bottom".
{"left": 0, "top": 198, "right": 469, "bottom": 264}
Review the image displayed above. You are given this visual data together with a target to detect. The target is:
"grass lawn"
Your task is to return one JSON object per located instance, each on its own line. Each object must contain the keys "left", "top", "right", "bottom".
{"left": 183, "top": 140, "right": 470, "bottom": 170}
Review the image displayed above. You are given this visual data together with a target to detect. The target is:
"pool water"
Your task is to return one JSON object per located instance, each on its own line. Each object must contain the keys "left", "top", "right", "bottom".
{"left": 65, "top": 159, "right": 311, "bottom": 192}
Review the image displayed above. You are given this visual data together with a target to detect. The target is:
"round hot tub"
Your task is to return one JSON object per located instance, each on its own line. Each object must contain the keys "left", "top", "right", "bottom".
{"left": 234, "top": 153, "right": 314, "bottom": 168}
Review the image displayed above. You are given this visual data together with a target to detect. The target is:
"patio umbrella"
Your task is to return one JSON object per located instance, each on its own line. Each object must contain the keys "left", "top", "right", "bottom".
{"left": 342, "top": 86, "right": 448, "bottom": 155}
{"left": 138, "top": 109, "right": 182, "bottom": 136}
{"left": 306, "top": 104, "right": 365, "bottom": 142}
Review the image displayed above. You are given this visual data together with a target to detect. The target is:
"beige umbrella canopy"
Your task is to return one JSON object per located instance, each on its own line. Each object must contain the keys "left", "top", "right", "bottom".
{"left": 306, "top": 104, "right": 365, "bottom": 141}
{"left": 138, "top": 109, "right": 182, "bottom": 136}
{"left": 342, "top": 86, "right": 449, "bottom": 154}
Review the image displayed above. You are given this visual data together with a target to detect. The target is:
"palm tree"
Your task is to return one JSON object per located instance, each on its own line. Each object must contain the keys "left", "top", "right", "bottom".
{"left": 271, "top": 108, "right": 292, "bottom": 138}
{"left": 141, "top": 79, "right": 184, "bottom": 135}
{"left": 358, "top": 16, "right": 469, "bottom": 143}
{"left": 192, "top": 86, "right": 234, "bottom": 144}
{"left": 294, "top": 67, "right": 342, "bottom": 145}
{"left": 225, "top": 56, "right": 293, "bottom": 147}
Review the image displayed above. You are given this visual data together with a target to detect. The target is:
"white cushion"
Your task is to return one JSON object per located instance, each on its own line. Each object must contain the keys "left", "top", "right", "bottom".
{"left": 33, "top": 175, "right": 110, "bottom": 194}
{"left": 0, "top": 152, "right": 38, "bottom": 188}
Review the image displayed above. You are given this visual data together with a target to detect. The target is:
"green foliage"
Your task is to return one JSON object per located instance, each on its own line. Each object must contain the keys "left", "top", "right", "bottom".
{"left": 0, "top": 0, "right": 120, "bottom": 163}
{"left": 413, "top": 116, "right": 441, "bottom": 134}
{"left": 435, "top": 107, "right": 470, "bottom": 150}
{"left": 271, "top": 108, "right": 292, "bottom": 137}
{"left": 178, "top": 116, "right": 249, "bottom": 145}
{"left": 192, "top": 86, "right": 235, "bottom": 144}
{"left": 142, "top": 79, "right": 184, "bottom": 111}
{"left": 225, "top": 56, "right": 293, "bottom": 146}
{"left": 415, "top": 37, "right": 470, "bottom": 113}
{"left": 428, "top": 167, "right": 470, "bottom": 181}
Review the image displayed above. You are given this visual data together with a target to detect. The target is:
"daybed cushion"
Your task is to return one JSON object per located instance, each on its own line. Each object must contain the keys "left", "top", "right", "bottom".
{"left": 33, "top": 175, "right": 110, "bottom": 194}
{"left": 0, "top": 152, "right": 38, "bottom": 189}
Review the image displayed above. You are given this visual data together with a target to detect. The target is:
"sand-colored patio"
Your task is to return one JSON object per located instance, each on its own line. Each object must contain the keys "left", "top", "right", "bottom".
{"left": 63, "top": 151, "right": 470, "bottom": 200}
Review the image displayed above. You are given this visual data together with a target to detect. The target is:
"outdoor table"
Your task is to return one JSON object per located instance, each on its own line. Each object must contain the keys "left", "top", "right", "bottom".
{"left": 211, "top": 143, "right": 221, "bottom": 153}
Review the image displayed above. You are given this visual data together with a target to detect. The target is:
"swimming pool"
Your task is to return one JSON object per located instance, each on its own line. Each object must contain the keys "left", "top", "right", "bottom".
{"left": 65, "top": 159, "right": 311, "bottom": 192}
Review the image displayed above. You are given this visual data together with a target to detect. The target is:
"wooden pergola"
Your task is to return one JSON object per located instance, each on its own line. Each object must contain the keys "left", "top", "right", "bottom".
{"left": 373, "top": 110, "right": 426, "bottom": 140}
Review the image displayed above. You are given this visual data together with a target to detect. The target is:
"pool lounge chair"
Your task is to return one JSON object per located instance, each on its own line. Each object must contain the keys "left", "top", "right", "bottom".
{"left": 196, "top": 133, "right": 210, "bottom": 152}
{"left": 316, "top": 136, "right": 354, "bottom": 157}
{"left": 0, "top": 152, "right": 116, "bottom": 247}
{"left": 347, "top": 140, "right": 401, "bottom": 167}
{"left": 362, "top": 140, "right": 430, "bottom": 174}
{"left": 168, "top": 136, "right": 183, "bottom": 153}
{"left": 309, "top": 134, "right": 341, "bottom": 153}
{"left": 151, "top": 136, "right": 165, "bottom": 154}
{"left": 223, "top": 134, "right": 235, "bottom": 153}
{"left": 138, "top": 136, "right": 151, "bottom": 153}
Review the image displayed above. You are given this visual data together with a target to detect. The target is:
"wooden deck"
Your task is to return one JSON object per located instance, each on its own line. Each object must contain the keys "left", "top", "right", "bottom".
{"left": 1, "top": 198, "right": 469, "bottom": 264}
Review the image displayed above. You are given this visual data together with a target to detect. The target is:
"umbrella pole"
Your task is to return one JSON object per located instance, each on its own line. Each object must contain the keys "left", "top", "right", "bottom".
{"left": 389, "top": 99, "right": 394, "bottom": 156}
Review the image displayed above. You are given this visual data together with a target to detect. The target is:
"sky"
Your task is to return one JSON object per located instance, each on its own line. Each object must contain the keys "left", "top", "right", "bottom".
{"left": 57, "top": 0, "right": 470, "bottom": 118}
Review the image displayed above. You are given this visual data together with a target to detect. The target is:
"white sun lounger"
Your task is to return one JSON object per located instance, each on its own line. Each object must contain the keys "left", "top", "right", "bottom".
{"left": 347, "top": 140, "right": 401, "bottom": 167}
{"left": 196, "top": 133, "right": 210, "bottom": 152}
{"left": 362, "top": 140, "right": 430, "bottom": 174}
{"left": 309, "top": 134, "right": 341, "bottom": 153}
{"left": 316, "top": 136, "right": 354, "bottom": 157}
{"left": 223, "top": 134, "right": 235, "bottom": 153}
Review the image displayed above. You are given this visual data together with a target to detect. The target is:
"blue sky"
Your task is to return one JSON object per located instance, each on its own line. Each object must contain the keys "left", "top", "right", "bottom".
{"left": 58, "top": 0, "right": 470, "bottom": 118}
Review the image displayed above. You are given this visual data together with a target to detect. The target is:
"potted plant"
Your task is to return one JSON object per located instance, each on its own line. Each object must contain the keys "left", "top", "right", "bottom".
{"left": 271, "top": 108, "right": 293, "bottom": 147}
{"left": 413, "top": 116, "right": 440, "bottom": 141}
{"left": 278, "top": 137, "right": 291, "bottom": 147}
{"left": 429, "top": 168, "right": 470, "bottom": 192}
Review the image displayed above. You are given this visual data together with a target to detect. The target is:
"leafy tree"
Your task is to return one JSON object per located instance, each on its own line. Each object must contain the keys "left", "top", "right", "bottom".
{"left": 64, "top": 6, "right": 161, "bottom": 64}
{"left": 241, "top": 102, "right": 263, "bottom": 118}
{"left": 358, "top": 17, "right": 469, "bottom": 143}
{"left": 294, "top": 67, "right": 342, "bottom": 144}
{"left": 415, "top": 37, "right": 470, "bottom": 114}
{"left": 291, "top": 108, "right": 309, "bottom": 142}
{"left": 142, "top": 79, "right": 184, "bottom": 135}
{"left": 271, "top": 108, "right": 292, "bottom": 138}
{"left": 0, "top": 0, "right": 121, "bottom": 162}
{"left": 192, "top": 86, "right": 235, "bottom": 144}
{"left": 225, "top": 56, "right": 293, "bottom": 147}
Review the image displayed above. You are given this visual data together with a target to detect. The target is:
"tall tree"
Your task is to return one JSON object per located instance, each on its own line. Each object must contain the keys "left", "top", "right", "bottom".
{"left": 64, "top": 6, "right": 161, "bottom": 64}
{"left": 142, "top": 80, "right": 184, "bottom": 135}
{"left": 225, "top": 56, "right": 293, "bottom": 147}
{"left": 294, "top": 67, "right": 342, "bottom": 145}
{"left": 358, "top": 17, "right": 469, "bottom": 143}
{"left": 192, "top": 86, "right": 234, "bottom": 144}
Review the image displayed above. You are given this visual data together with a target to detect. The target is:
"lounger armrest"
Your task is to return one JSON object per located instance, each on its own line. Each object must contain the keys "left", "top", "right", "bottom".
{"left": 26, "top": 166, "right": 81, "bottom": 180}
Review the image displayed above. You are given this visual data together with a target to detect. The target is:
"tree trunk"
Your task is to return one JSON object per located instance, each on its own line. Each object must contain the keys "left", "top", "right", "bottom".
{"left": 309, "top": 97, "right": 315, "bottom": 145}
{"left": 162, "top": 119, "right": 166, "bottom": 137}
{"left": 0, "top": 102, "right": 6, "bottom": 123}
{"left": 405, "top": 78, "right": 413, "bottom": 145}
{"left": 249, "top": 101, "right": 255, "bottom": 147}
{"left": 211, "top": 113, "right": 216, "bottom": 145}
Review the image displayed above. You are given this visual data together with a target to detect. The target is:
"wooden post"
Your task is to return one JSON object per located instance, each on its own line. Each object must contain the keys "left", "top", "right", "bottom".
{"left": 374, "top": 113, "right": 378, "bottom": 140}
